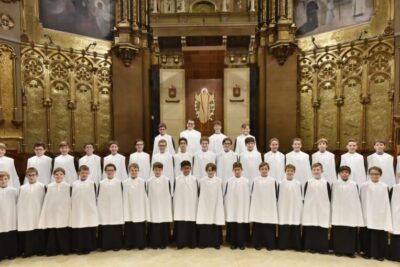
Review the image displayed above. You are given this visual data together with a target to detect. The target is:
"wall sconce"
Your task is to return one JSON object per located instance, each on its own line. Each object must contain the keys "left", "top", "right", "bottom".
{"left": 161, "top": 55, "right": 167, "bottom": 64}
{"left": 229, "top": 55, "right": 235, "bottom": 63}
{"left": 241, "top": 55, "right": 247, "bottom": 63}
{"left": 173, "top": 56, "right": 180, "bottom": 64}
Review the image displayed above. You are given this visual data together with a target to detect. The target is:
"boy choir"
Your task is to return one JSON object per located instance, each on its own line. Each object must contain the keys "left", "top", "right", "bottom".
{"left": 1, "top": 121, "right": 400, "bottom": 262}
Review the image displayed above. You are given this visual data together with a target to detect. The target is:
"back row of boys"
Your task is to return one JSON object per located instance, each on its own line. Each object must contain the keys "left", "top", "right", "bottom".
{"left": 0, "top": 120, "right": 398, "bottom": 188}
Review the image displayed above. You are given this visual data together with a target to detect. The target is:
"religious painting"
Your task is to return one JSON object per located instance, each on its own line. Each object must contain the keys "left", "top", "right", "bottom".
{"left": 39, "top": 0, "right": 115, "bottom": 40}
{"left": 295, "top": 0, "right": 373, "bottom": 37}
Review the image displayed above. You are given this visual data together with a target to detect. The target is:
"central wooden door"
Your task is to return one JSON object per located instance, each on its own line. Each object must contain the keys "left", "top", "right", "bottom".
{"left": 186, "top": 79, "right": 223, "bottom": 137}
{"left": 184, "top": 49, "right": 225, "bottom": 137}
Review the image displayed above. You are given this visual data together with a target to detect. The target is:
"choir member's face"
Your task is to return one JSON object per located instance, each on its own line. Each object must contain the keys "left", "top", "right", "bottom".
{"left": 26, "top": 172, "right": 38, "bottom": 183}
{"left": 201, "top": 141, "right": 209, "bottom": 151}
{"left": 233, "top": 167, "right": 242, "bottom": 177}
{"left": 223, "top": 141, "right": 232, "bottom": 152}
{"left": 269, "top": 141, "right": 279, "bottom": 152}
{"left": 34, "top": 146, "right": 46, "bottom": 156}
{"left": 0, "top": 175, "right": 9, "bottom": 188}
{"left": 292, "top": 141, "right": 302, "bottom": 152}
{"left": 179, "top": 141, "right": 187, "bottom": 152}
{"left": 374, "top": 142, "right": 385, "bottom": 153}
{"left": 187, "top": 120, "right": 195, "bottom": 130}
{"left": 59, "top": 146, "right": 70, "bottom": 155}
{"left": 135, "top": 142, "right": 144, "bottom": 152}
{"left": 312, "top": 167, "right": 322, "bottom": 179}
{"left": 369, "top": 170, "right": 381, "bottom": 183}
{"left": 153, "top": 167, "right": 162, "bottom": 177}
{"left": 260, "top": 165, "right": 269, "bottom": 177}
{"left": 109, "top": 144, "right": 119, "bottom": 154}
{"left": 347, "top": 142, "right": 357, "bottom": 153}
{"left": 285, "top": 168, "right": 295, "bottom": 180}
{"left": 84, "top": 145, "right": 94, "bottom": 155}
{"left": 214, "top": 124, "right": 222, "bottom": 133}
{"left": 105, "top": 167, "right": 115, "bottom": 179}
{"left": 79, "top": 170, "right": 90, "bottom": 180}
{"left": 206, "top": 168, "right": 215, "bottom": 178}
{"left": 129, "top": 167, "right": 139, "bottom": 178}
{"left": 339, "top": 170, "right": 350, "bottom": 181}
{"left": 246, "top": 142, "right": 255, "bottom": 151}
{"left": 0, "top": 148, "right": 5, "bottom": 156}
{"left": 242, "top": 126, "right": 250, "bottom": 135}
{"left": 318, "top": 142, "right": 327, "bottom": 152}
{"left": 159, "top": 127, "right": 167, "bottom": 135}
{"left": 54, "top": 171, "right": 65, "bottom": 183}
{"left": 158, "top": 142, "right": 167, "bottom": 153}
{"left": 181, "top": 166, "right": 191, "bottom": 176}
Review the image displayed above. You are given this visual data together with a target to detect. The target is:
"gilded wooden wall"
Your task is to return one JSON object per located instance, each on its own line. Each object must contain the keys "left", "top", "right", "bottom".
{"left": 21, "top": 43, "right": 112, "bottom": 152}
{"left": 298, "top": 37, "right": 394, "bottom": 151}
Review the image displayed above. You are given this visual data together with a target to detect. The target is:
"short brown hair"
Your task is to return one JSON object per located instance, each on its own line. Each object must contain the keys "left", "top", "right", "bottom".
{"left": 83, "top": 143, "right": 95, "bottom": 149}
{"left": 158, "top": 139, "right": 167, "bottom": 145}
{"left": 285, "top": 164, "right": 296, "bottom": 171}
{"left": 259, "top": 162, "right": 270, "bottom": 170}
{"left": 232, "top": 162, "right": 242, "bottom": 169}
{"left": 292, "top": 137, "right": 302, "bottom": 143}
{"left": 347, "top": 138, "right": 358, "bottom": 144}
{"left": 312, "top": 162, "right": 323, "bottom": 171}
{"left": 34, "top": 142, "right": 46, "bottom": 149}
{"left": 135, "top": 139, "right": 144, "bottom": 145}
{"left": 105, "top": 163, "right": 117, "bottom": 171}
{"left": 269, "top": 138, "right": 279, "bottom": 144}
{"left": 368, "top": 166, "right": 382, "bottom": 175}
{"left": 79, "top": 165, "right": 90, "bottom": 172}
{"left": 128, "top": 163, "right": 140, "bottom": 170}
{"left": 108, "top": 140, "right": 119, "bottom": 147}
{"left": 338, "top": 165, "right": 351, "bottom": 174}
{"left": 222, "top": 137, "right": 232, "bottom": 145}
{"left": 213, "top": 121, "right": 222, "bottom": 126}
{"left": 0, "top": 143, "right": 7, "bottom": 149}
{"left": 374, "top": 139, "right": 386, "bottom": 145}
{"left": 26, "top": 167, "right": 38, "bottom": 175}
{"left": 241, "top": 123, "right": 250, "bottom": 129}
{"left": 158, "top": 122, "right": 167, "bottom": 129}
{"left": 153, "top": 162, "right": 163, "bottom": 170}
{"left": 205, "top": 163, "right": 216, "bottom": 171}
{"left": 200, "top": 136, "right": 209, "bottom": 144}
{"left": 59, "top": 141, "right": 69, "bottom": 148}
{"left": 0, "top": 171, "right": 10, "bottom": 179}
{"left": 317, "top": 138, "right": 328, "bottom": 145}
{"left": 53, "top": 167, "right": 65, "bottom": 175}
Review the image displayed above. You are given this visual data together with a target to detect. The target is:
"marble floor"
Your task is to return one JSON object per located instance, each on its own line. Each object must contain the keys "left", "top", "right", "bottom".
{"left": 0, "top": 248, "right": 398, "bottom": 267}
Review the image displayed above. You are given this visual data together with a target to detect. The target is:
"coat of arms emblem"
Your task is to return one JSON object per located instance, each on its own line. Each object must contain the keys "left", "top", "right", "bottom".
{"left": 194, "top": 88, "right": 215, "bottom": 124}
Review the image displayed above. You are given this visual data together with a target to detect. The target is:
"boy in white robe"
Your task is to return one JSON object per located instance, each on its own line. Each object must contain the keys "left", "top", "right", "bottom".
{"left": 285, "top": 137, "right": 312, "bottom": 187}
{"left": 173, "top": 160, "right": 198, "bottom": 249}
{"left": 196, "top": 163, "right": 224, "bottom": 249}
{"left": 38, "top": 168, "right": 72, "bottom": 256}
{"left": 128, "top": 139, "right": 151, "bottom": 180}
{"left": 147, "top": 162, "right": 172, "bottom": 249}
{"left": 216, "top": 138, "right": 237, "bottom": 181}
{"left": 52, "top": 141, "right": 78, "bottom": 184}
{"left": 367, "top": 140, "right": 395, "bottom": 186}
{"left": 193, "top": 137, "right": 217, "bottom": 180}
{"left": 277, "top": 164, "right": 302, "bottom": 251}
{"left": 302, "top": 163, "right": 331, "bottom": 254}
{"left": 360, "top": 166, "right": 393, "bottom": 261}
{"left": 263, "top": 138, "right": 285, "bottom": 181}
{"left": 331, "top": 165, "right": 364, "bottom": 257}
{"left": 239, "top": 137, "right": 262, "bottom": 185}
{"left": 103, "top": 140, "right": 128, "bottom": 180}
{"left": 0, "top": 171, "right": 18, "bottom": 260}
{"left": 97, "top": 163, "right": 124, "bottom": 251}
{"left": 0, "top": 143, "right": 20, "bottom": 188}
{"left": 173, "top": 137, "right": 193, "bottom": 178}
{"left": 79, "top": 143, "right": 102, "bottom": 185}
{"left": 17, "top": 167, "right": 46, "bottom": 257}
{"left": 312, "top": 138, "right": 337, "bottom": 183}
{"left": 26, "top": 142, "right": 52, "bottom": 185}
{"left": 153, "top": 122, "right": 176, "bottom": 155}
{"left": 340, "top": 138, "right": 367, "bottom": 185}
{"left": 123, "top": 163, "right": 150, "bottom": 250}
{"left": 389, "top": 182, "right": 400, "bottom": 261}
{"left": 249, "top": 162, "right": 278, "bottom": 250}
{"left": 234, "top": 123, "right": 257, "bottom": 155}
{"left": 224, "top": 162, "right": 250, "bottom": 250}
{"left": 179, "top": 119, "right": 201, "bottom": 155}
{"left": 71, "top": 165, "right": 98, "bottom": 254}
{"left": 209, "top": 121, "right": 227, "bottom": 155}
{"left": 151, "top": 139, "right": 175, "bottom": 187}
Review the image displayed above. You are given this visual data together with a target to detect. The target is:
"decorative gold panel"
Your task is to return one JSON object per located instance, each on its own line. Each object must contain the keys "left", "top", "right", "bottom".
{"left": 21, "top": 44, "right": 112, "bottom": 152}
{"left": 298, "top": 37, "right": 394, "bottom": 151}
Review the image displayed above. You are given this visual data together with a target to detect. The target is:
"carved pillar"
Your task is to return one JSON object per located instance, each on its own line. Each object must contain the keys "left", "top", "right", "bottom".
{"left": 394, "top": 0, "right": 400, "bottom": 153}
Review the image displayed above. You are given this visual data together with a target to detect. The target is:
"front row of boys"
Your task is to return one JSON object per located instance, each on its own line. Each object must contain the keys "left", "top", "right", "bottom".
{"left": 0, "top": 158, "right": 399, "bottom": 262}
